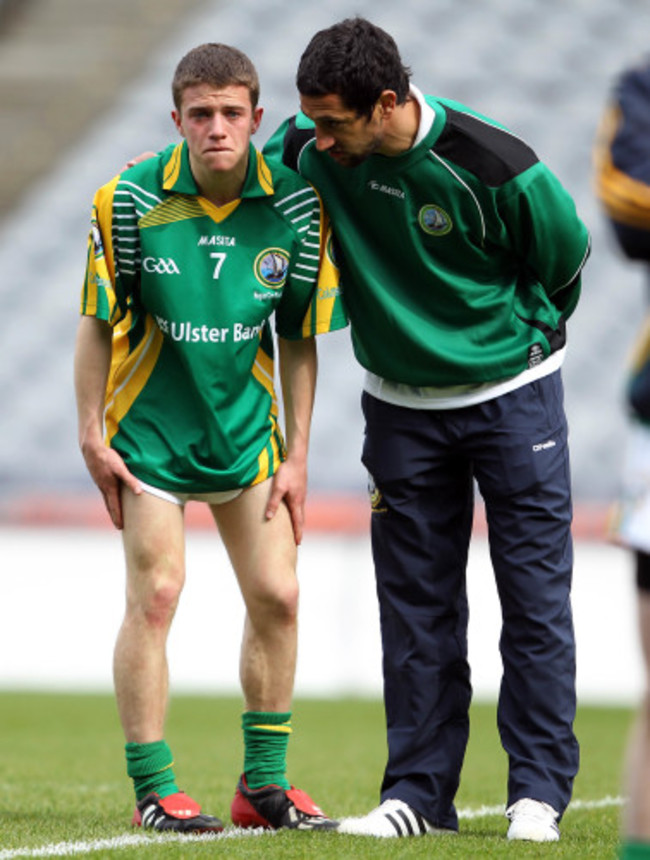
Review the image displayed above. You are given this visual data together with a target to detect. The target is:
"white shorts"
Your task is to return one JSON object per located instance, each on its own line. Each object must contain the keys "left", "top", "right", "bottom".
{"left": 610, "top": 421, "right": 650, "bottom": 553}
{"left": 139, "top": 479, "right": 244, "bottom": 507}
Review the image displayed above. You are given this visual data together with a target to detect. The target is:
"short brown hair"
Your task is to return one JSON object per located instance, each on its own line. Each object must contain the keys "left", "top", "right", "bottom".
{"left": 172, "top": 43, "right": 260, "bottom": 111}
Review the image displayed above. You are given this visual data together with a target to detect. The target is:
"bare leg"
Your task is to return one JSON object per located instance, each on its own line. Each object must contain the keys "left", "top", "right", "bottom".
{"left": 113, "top": 488, "right": 186, "bottom": 742}
{"left": 212, "top": 480, "right": 298, "bottom": 712}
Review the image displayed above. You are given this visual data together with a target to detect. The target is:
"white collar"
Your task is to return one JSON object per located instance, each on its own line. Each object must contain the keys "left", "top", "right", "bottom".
{"left": 409, "top": 84, "right": 435, "bottom": 147}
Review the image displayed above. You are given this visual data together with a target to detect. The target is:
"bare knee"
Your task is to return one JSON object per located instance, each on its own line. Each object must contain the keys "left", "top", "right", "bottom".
{"left": 126, "top": 556, "right": 184, "bottom": 631}
{"left": 141, "top": 581, "right": 182, "bottom": 629}
{"left": 248, "top": 577, "right": 299, "bottom": 628}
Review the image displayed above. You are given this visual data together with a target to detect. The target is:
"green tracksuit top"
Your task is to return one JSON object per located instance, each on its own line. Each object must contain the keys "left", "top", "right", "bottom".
{"left": 264, "top": 92, "right": 590, "bottom": 388}
{"left": 80, "top": 141, "right": 346, "bottom": 493}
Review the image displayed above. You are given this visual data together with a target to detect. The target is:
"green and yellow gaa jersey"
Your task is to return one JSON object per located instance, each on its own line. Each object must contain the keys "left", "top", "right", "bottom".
{"left": 80, "top": 141, "right": 346, "bottom": 493}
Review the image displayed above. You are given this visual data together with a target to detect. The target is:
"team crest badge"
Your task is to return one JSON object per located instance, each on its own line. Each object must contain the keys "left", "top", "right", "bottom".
{"left": 254, "top": 248, "right": 289, "bottom": 288}
{"left": 419, "top": 204, "right": 452, "bottom": 236}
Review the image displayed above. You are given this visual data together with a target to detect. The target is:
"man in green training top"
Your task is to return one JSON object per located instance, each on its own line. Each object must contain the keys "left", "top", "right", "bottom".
{"left": 74, "top": 42, "right": 346, "bottom": 833}
{"left": 265, "top": 17, "right": 590, "bottom": 844}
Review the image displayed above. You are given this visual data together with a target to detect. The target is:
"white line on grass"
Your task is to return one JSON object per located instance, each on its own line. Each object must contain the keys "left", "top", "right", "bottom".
{"left": 0, "top": 828, "right": 271, "bottom": 859}
{"left": 0, "top": 797, "right": 626, "bottom": 858}
{"left": 456, "top": 795, "right": 625, "bottom": 820}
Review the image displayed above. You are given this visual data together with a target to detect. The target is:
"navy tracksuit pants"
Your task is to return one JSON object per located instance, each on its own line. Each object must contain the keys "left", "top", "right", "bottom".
{"left": 361, "top": 371, "right": 579, "bottom": 831}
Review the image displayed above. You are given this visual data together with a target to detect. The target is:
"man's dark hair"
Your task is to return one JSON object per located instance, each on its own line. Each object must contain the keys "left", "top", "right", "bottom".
{"left": 296, "top": 17, "right": 411, "bottom": 118}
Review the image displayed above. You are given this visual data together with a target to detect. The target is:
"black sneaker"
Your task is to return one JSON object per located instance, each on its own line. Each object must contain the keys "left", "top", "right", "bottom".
{"left": 132, "top": 791, "right": 224, "bottom": 833}
{"left": 231, "top": 774, "right": 337, "bottom": 830}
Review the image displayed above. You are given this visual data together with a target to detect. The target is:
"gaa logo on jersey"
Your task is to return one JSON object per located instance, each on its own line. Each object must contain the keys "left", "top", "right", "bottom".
{"left": 254, "top": 248, "right": 289, "bottom": 289}
{"left": 418, "top": 204, "right": 453, "bottom": 236}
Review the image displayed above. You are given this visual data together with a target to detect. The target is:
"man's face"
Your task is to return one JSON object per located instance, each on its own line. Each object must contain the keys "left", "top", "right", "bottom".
{"left": 299, "top": 92, "right": 386, "bottom": 168}
{"left": 172, "top": 83, "right": 262, "bottom": 176}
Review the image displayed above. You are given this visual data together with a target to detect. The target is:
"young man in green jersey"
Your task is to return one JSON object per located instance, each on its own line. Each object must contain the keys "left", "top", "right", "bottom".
{"left": 265, "top": 17, "right": 590, "bottom": 843}
{"left": 74, "top": 43, "right": 346, "bottom": 834}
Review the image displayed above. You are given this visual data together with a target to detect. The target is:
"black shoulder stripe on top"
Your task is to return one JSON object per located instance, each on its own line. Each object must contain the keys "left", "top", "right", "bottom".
{"left": 433, "top": 106, "right": 538, "bottom": 186}
{"left": 281, "top": 118, "right": 316, "bottom": 172}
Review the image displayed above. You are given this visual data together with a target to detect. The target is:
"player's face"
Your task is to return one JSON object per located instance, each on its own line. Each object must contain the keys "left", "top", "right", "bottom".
{"left": 299, "top": 92, "right": 386, "bottom": 168}
{"left": 173, "top": 84, "right": 263, "bottom": 176}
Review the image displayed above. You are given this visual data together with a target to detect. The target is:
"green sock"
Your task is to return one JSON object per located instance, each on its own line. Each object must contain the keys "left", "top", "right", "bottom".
{"left": 621, "top": 842, "right": 650, "bottom": 859}
{"left": 242, "top": 711, "right": 292, "bottom": 790}
{"left": 125, "top": 740, "right": 179, "bottom": 801}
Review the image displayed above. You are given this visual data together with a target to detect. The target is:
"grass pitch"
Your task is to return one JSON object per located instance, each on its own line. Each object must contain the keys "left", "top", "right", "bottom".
{"left": 0, "top": 692, "right": 634, "bottom": 858}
